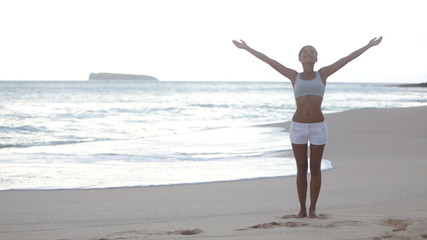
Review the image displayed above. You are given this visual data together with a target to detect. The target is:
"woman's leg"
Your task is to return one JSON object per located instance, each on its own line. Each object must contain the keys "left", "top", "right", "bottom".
{"left": 308, "top": 144, "right": 325, "bottom": 218}
{"left": 292, "top": 143, "right": 308, "bottom": 217}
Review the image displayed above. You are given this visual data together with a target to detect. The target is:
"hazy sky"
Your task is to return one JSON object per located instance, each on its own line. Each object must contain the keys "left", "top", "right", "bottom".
{"left": 0, "top": 0, "right": 426, "bottom": 82}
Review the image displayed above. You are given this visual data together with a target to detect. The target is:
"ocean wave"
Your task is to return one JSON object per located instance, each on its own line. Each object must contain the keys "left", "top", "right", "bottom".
{"left": 174, "top": 149, "right": 290, "bottom": 161}
{"left": 0, "top": 125, "right": 52, "bottom": 133}
{"left": 190, "top": 103, "right": 232, "bottom": 108}
{"left": 0, "top": 139, "right": 112, "bottom": 149}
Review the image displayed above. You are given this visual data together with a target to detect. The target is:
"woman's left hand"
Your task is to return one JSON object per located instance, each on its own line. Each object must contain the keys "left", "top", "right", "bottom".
{"left": 368, "top": 36, "right": 383, "bottom": 47}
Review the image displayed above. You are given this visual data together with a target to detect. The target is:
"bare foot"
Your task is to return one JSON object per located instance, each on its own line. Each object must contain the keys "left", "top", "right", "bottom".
{"left": 309, "top": 209, "right": 318, "bottom": 218}
{"left": 296, "top": 209, "right": 307, "bottom": 218}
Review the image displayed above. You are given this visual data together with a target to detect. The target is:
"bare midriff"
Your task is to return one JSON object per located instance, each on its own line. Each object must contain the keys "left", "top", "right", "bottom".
{"left": 292, "top": 95, "right": 324, "bottom": 123}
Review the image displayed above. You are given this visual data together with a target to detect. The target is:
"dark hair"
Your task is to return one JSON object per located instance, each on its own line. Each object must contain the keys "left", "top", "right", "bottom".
{"left": 299, "top": 45, "right": 317, "bottom": 58}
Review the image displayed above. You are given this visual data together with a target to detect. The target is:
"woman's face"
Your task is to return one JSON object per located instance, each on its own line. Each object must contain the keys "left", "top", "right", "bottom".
{"left": 299, "top": 46, "right": 318, "bottom": 64}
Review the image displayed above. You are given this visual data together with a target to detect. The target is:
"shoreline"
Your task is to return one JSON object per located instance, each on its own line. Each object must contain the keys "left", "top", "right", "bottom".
{"left": 1, "top": 106, "right": 427, "bottom": 240}
{"left": 0, "top": 125, "right": 319, "bottom": 192}
{"left": 0, "top": 159, "right": 333, "bottom": 192}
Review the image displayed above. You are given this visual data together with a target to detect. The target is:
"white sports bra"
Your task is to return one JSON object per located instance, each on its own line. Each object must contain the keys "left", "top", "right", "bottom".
{"left": 293, "top": 72, "right": 325, "bottom": 98}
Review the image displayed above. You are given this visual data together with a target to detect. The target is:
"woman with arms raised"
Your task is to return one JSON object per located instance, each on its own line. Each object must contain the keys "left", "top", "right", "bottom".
{"left": 233, "top": 36, "right": 382, "bottom": 218}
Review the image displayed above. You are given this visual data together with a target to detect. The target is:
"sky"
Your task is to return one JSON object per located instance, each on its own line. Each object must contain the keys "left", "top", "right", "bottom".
{"left": 0, "top": 0, "right": 426, "bottom": 83}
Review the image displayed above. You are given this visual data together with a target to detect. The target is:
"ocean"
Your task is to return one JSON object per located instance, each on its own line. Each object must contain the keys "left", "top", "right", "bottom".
{"left": 1, "top": 81, "right": 426, "bottom": 190}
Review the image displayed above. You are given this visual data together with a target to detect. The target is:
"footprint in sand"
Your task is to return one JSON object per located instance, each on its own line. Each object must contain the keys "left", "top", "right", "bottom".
{"left": 374, "top": 217, "right": 427, "bottom": 240}
{"left": 281, "top": 214, "right": 364, "bottom": 229}
{"left": 94, "top": 228, "right": 202, "bottom": 239}
{"left": 281, "top": 214, "right": 329, "bottom": 220}
{"left": 313, "top": 220, "right": 363, "bottom": 229}
{"left": 235, "top": 221, "right": 309, "bottom": 231}
{"left": 237, "top": 214, "right": 368, "bottom": 232}
{"left": 373, "top": 218, "right": 414, "bottom": 240}
{"left": 380, "top": 218, "right": 412, "bottom": 232}
{"left": 175, "top": 229, "right": 203, "bottom": 235}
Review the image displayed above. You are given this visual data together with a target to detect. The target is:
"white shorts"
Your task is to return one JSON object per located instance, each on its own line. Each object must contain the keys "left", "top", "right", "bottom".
{"left": 289, "top": 121, "right": 328, "bottom": 145}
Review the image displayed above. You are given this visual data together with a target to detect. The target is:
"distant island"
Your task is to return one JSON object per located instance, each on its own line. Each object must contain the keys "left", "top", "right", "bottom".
{"left": 396, "top": 82, "right": 427, "bottom": 88}
{"left": 89, "top": 72, "right": 158, "bottom": 81}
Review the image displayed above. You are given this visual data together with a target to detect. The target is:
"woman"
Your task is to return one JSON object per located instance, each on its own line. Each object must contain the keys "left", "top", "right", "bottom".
{"left": 233, "top": 37, "right": 382, "bottom": 218}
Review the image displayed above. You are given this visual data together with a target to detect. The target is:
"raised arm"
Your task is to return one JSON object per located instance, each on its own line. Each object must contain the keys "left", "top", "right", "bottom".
{"left": 233, "top": 39, "right": 297, "bottom": 81}
{"left": 319, "top": 36, "right": 383, "bottom": 80}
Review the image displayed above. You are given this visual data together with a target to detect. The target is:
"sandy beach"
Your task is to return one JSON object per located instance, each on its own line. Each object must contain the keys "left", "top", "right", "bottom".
{"left": 1, "top": 106, "right": 426, "bottom": 240}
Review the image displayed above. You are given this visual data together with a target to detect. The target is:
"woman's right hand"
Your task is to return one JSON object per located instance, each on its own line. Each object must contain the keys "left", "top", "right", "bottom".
{"left": 368, "top": 36, "right": 383, "bottom": 47}
{"left": 232, "top": 39, "right": 248, "bottom": 49}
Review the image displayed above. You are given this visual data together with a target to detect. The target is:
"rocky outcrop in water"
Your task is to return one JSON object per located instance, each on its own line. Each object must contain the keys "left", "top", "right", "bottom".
{"left": 89, "top": 72, "right": 158, "bottom": 81}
